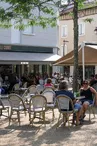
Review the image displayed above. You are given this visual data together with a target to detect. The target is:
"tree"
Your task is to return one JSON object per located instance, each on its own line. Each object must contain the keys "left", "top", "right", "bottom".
{"left": 66, "top": 0, "right": 94, "bottom": 92}
{"left": 0, "top": 0, "right": 61, "bottom": 29}
{"left": 73, "top": 0, "right": 79, "bottom": 92}
{"left": 0, "top": 0, "right": 96, "bottom": 92}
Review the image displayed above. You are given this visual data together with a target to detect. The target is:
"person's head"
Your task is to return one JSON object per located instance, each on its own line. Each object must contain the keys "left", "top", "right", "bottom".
{"left": 95, "top": 74, "right": 97, "bottom": 79}
{"left": 59, "top": 80, "right": 68, "bottom": 90}
{"left": 90, "top": 74, "right": 94, "bottom": 79}
{"left": 82, "top": 80, "right": 89, "bottom": 87}
{"left": 47, "top": 78, "right": 52, "bottom": 84}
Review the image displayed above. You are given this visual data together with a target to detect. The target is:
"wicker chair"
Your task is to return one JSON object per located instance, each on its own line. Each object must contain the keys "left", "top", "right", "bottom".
{"left": 42, "top": 90, "right": 56, "bottom": 120}
{"left": 0, "top": 98, "right": 10, "bottom": 118}
{"left": 28, "top": 85, "right": 37, "bottom": 95}
{"left": 36, "top": 84, "right": 44, "bottom": 94}
{"left": 42, "top": 87, "right": 54, "bottom": 92}
{"left": 29, "top": 95, "right": 47, "bottom": 125}
{"left": 12, "top": 83, "right": 20, "bottom": 94}
{"left": 87, "top": 95, "right": 96, "bottom": 121}
{"left": 22, "top": 82, "right": 27, "bottom": 88}
{"left": 56, "top": 94, "right": 78, "bottom": 128}
{"left": 8, "top": 93, "right": 26, "bottom": 125}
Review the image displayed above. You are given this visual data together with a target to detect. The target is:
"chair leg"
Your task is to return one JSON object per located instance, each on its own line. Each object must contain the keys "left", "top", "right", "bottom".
{"left": 67, "top": 115, "right": 70, "bottom": 127}
{"left": 56, "top": 113, "right": 61, "bottom": 128}
{"left": 92, "top": 107, "right": 95, "bottom": 118}
{"left": 63, "top": 114, "right": 67, "bottom": 126}
{"left": 89, "top": 107, "right": 91, "bottom": 121}
{"left": 17, "top": 111, "right": 20, "bottom": 126}
{"left": 30, "top": 112, "right": 36, "bottom": 124}
{"left": 9, "top": 110, "right": 13, "bottom": 125}
{"left": 0, "top": 109, "right": 2, "bottom": 117}
{"left": 52, "top": 109, "right": 54, "bottom": 121}
{"left": 42, "top": 112, "right": 45, "bottom": 126}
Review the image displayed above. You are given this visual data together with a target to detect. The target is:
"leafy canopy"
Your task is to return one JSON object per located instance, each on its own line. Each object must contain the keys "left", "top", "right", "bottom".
{"left": 0, "top": 0, "right": 61, "bottom": 29}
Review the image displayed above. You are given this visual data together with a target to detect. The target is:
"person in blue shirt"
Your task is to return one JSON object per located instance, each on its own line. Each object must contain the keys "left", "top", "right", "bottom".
{"left": 55, "top": 80, "right": 83, "bottom": 125}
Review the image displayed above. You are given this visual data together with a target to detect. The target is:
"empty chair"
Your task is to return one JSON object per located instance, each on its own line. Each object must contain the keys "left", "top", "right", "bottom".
{"left": 8, "top": 93, "right": 26, "bottom": 125}
{"left": 21, "top": 89, "right": 28, "bottom": 102}
{"left": 36, "top": 84, "right": 44, "bottom": 94}
{"left": 12, "top": 83, "right": 20, "bottom": 94}
{"left": 22, "top": 82, "right": 27, "bottom": 88}
{"left": 39, "top": 79, "right": 44, "bottom": 85}
{"left": 0, "top": 98, "right": 10, "bottom": 118}
{"left": 42, "top": 87, "right": 54, "bottom": 93}
{"left": 28, "top": 85, "right": 37, "bottom": 95}
{"left": 42, "top": 90, "right": 56, "bottom": 120}
{"left": 29, "top": 95, "right": 47, "bottom": 125}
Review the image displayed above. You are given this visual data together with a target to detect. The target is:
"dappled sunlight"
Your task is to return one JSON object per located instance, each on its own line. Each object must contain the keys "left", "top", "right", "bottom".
{"left": 0, "top": 109, "right": 97, "bottom": 146}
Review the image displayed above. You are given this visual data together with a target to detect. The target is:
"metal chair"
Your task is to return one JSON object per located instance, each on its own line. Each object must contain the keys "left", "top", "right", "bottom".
{"left": 29, "top": 95, "right": 47, "bottom": 125}
{"left": 22, "top": 82, "right": 27, "bottom": 88}
{"left": 8, "top": 93, "right": 26, "bottom": 125}
{"left": 42, "top": 90, "right": 56, "bottom": 120}
{"left": 87, "top": 95, "right": 96, "bottom": 121}
{"left": 28, "top": 85, "right": 37, "bottom": 95}
{"left": 56, "top": 94, "right": 78, "bottom": 128}
{"left": 0, "top": 98, "right": 10, "bottom": 118}
{"left": 12, "top": 83, "right": 20, "bottom": 94}
{"left": 42, "top": 87, "right": 54, "bottom": 92}
{"left": 36, "top": 84, "right": 44, "bottom": 94}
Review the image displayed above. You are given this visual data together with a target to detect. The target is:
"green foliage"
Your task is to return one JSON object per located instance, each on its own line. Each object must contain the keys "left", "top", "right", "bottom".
{"left": 0, "top": 0, "right": 60, "bottom": 28}
{"left": 84, "top": 18, "right": 94, "bottom": 23}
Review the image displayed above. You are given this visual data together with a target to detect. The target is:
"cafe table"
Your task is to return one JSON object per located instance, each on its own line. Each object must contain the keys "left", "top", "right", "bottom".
{"left": 75, "top": 96, "right": 85, "bottom": 100}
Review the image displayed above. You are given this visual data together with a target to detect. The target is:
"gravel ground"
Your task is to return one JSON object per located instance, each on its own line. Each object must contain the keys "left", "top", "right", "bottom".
{"left": 0, "top": 109, "right": 97, "bottom": 146}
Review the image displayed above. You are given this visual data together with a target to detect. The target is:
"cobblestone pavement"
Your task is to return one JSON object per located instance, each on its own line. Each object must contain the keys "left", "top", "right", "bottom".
{"left": 0, "top": 109, "right": 97, "bottom": 146}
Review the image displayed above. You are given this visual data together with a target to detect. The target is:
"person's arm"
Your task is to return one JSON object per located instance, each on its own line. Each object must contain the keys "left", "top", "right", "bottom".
{"left": 90, "top": 87, "right": 97, "bottom": 105}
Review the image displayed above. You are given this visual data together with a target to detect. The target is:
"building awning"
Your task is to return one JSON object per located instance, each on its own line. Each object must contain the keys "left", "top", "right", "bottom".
{"left": 0, "top": 52, "right": 61, "bottom": 64}
{"left": 53, "top": 44, "right": 97, "bottom": 66}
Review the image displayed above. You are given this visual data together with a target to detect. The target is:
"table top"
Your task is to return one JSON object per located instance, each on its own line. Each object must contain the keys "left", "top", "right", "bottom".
{"left": 75, "top": 96, "right": 85, "bottom": 100}
{"left": 19, "top": 88, "right": 28, "bottom": 90}
{"left": 0, "top": 94, "right": 9, "bottom": 99}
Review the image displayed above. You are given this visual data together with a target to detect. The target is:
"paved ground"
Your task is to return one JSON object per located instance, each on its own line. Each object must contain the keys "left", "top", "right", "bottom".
{"left": 0, "top": 109, "right": 97, "bottom": 146}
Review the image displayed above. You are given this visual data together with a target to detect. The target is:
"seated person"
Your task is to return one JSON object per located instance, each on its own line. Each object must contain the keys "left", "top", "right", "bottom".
{"left": 55, "top": 80, "right": 83, "bottom": 125}
{"left": 79, "top": 80, "right": 97, "bottom": 117}
{"left": 0, "top": 87, "right": 5, "bottom": 95}
{"left": 44, "top": 78, "right": 54, "bottom": 89}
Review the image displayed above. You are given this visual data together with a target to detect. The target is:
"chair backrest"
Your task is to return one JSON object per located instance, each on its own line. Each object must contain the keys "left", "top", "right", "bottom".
{"left": 13, "top": 83, "right": 20, "bottom": 91}
{"left": 42, "top": 90, "right": 55, "bottom": 103}
{"left": 21, "top": 89, "right": 28, "bottom": 102}
{"left": 22, "top": 82, "right": 27, "bottom": 88}
{"left": 39, "top": 79, "right": 44, "bottom": 85}
{"left": 92, "top": 83, "right": 97, "bottom": 91}
{"left": 52, "top": 78, "right": 56, "bottom": 84}
{"left": 29, "top": 95, "right": 47, "bottom": 109}
{"left": 8, "top": 93, "right": 25, "bottom": 109}
{"left": 56, "top": 94, "right": 74, "bottom": 111}
{"left": 36, "top": 84, "right": 44, "bottom": 94}
{"left": 28, "top": 85, "right": 37, "bottom": 94}
{"left": 43, "top": 87, "right": 54, "bottom": 92}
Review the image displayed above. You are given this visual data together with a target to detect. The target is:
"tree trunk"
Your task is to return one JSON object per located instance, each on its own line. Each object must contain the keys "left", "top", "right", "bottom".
{"left": 73, "top": 0, "right": 79, "bottom": 92}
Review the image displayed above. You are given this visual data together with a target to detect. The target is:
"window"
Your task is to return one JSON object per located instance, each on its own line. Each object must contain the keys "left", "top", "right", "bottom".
{"left": 23, "top": 20, "right": 34, "bottom": 35}
{"left": 61, "top": 25, "right": 68, "bottom": 38}
{"left": 61, "top": 0, "right": 72, "bottom": 5}
{"left": 61, "top": 44, "right": 68, "bottom": 56}
{"left": 78, "top": 23, "right": 85, "bottom": 36}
